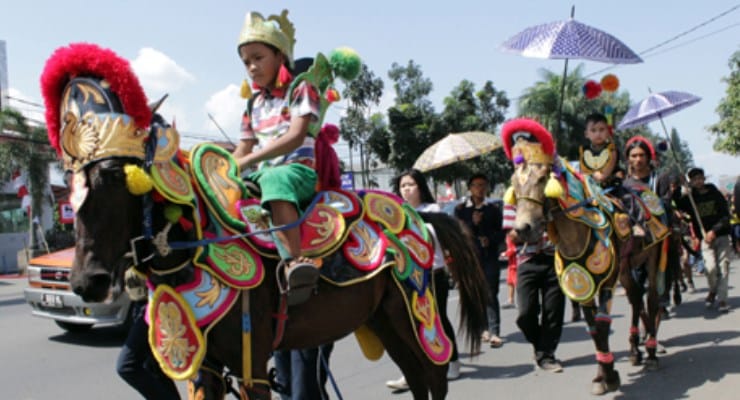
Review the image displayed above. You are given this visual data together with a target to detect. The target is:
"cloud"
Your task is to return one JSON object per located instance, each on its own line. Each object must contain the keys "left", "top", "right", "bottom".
{"left": 203, "top": 84, "right": 243, "bottom": 142}
{"left": 130, "top": 48, "right": 195, "bottom": 95}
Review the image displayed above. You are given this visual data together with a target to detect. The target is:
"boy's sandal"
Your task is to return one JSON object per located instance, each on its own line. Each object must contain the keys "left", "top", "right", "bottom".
{"left": 283, "top": 258, "right": 320, "bottom": 306}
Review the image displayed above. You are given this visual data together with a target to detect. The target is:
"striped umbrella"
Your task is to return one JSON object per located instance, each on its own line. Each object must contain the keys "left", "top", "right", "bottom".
{"left": 617, "top": 90, "right": 701, "bottom": 130}
{"left": 412, "top": 131, "right": 502, "bottom": 173}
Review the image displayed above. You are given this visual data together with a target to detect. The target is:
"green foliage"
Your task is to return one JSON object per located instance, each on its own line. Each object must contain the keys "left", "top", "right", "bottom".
{"left": 708, "top": 50, "right": 740, "bottom": 155}
{"left": 518, "top": 65, "right": 632, "bottom": 161}
{"left": 0, "top": 107, "right": 54, "bottom": 234}
{"left": 382, "top": 61, "right": 442, "bottom": 172}
{"left": 433, "top": 80, "right": 511, "bottom": 185}
{"left": 339, "top": 63, "right": 385, "bottom": 188}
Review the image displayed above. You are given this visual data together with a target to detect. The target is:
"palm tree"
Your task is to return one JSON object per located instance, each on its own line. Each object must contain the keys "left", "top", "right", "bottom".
{"left": 518, "top": 65, "right": 633, "bottom": 161}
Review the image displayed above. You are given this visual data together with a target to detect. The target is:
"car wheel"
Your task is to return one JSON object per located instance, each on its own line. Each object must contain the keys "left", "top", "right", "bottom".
{"left": 55, "top": 320, "right": 94, "bottom": 332}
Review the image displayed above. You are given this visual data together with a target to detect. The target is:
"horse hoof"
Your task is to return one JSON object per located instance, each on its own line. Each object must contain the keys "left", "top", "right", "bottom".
{"left": 645, "top": 358, "right": 659, "bottom": 371}
{"left": 629, "top": 354, "right": 642, "bottom": 366}
{"left": 591, "top": 372, "right": 620, "bottom": 396}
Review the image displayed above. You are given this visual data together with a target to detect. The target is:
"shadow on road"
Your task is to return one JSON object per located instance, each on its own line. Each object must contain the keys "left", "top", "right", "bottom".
{"left": 49, "top": 326, "right": 126, "bottom": 348}
{"left": 459, "top": 361, "right": 533, "bottom": 380}
{"left": 614, "top": 344, "right": 740, "bottom": 399}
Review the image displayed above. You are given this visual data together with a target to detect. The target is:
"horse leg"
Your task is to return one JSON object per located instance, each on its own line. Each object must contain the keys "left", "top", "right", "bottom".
{"left": 582, "top": 291, "right": 620, "bottom": 395}
{"left": 370, "top": 285, "right": 447, "bottom": 400}
{"left": 643, "top": 251, "right": 662, "bottom": 370}
{"left": 620, "top": 262, "right": 643, "bottom": 366}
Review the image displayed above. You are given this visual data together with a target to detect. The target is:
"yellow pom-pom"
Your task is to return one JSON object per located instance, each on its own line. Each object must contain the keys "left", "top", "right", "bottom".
{"left": 124, "top": 164, "right": 153, "bottom": 195}
{"left": 503, "top": 186, "right": 516, "bottom": 205}
{"left": 544, "top": 174, "right": 564, "bottom": 199}
{"left": 240, "top": 79, "right": 252, "bottom": 99}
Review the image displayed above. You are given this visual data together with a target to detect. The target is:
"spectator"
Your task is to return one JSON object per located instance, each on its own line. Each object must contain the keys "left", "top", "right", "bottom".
{"left": 454, "top": 174, "right": 505, "bottom": 349}
{"left": 678, "top": 167, "right": 732, "bottom": 312}
{"left": 385, "top": 169, "right": 462, "bottom": 391}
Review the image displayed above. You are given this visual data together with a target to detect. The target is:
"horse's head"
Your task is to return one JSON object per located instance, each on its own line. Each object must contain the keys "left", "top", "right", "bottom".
{"left": 501, "top": 118, "right": 562, "bottom": 243}
{"left": 41, "top": 43, "right": 153, "bottom": 301}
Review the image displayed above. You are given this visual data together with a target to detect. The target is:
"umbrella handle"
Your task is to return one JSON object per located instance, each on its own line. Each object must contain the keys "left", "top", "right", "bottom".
{"left": 656, "top": 115, "right": 706, "bottom": 236}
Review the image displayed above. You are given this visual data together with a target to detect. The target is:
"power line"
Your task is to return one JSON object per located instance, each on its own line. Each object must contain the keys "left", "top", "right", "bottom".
{"left": 7, "top": 96, "right": 44, "bottom": 108}
{"left": 585, "top": 4, "right": 740, "bottom": 78}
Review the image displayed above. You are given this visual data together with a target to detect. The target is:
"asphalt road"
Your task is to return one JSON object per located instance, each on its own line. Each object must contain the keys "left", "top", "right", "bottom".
{"left": 1, "top": 257, "right": 738, "bottom": 400}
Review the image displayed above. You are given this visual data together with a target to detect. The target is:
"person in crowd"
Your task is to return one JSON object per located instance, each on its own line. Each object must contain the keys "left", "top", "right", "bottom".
{"left": 385, "top": 169, "right": 462, "bottom": 390}
{"left": 116, "top": 268, "right": 180, "bottom": 400}
{"left": 678, "top": 167, "right": 732, "bottom": 312}
{"left": 455, "top": 174, "right": 505, "bottom": 349}
{"left": 500, "top": 118, "right": 566, "bottom": 373}
{"left": 502, "top": 234, "right": 517, "bottom": 309}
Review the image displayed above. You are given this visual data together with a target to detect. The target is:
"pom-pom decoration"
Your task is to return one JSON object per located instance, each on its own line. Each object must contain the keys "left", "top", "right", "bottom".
{"left": 124, "top": 164, "right": 153, "bottom": 195}
{"left": 163, "top": 204, "right": 183, "bottom": 224}
{"left": 326, "top": 88, "right": 341, "bottom": 103}
{"left": 600, "top": 74, "right": 619, "bottom": 92}
{"left": 544, "top": 173, "right": 564, "bottom": 199}
{"left": 320, "top": 123, "right": 340, "bottom": 144}
{"left": 240, "top": 79, "right": 252, "bottom": 99}
{"left": 582, "top": 80, "right": 602, "bottom": 99}
{"left": 503, "top": 186, "right": 517, "bottom": 205}
{"left": 328, "top": 47, "right": 361, "bottom": 81}
{"left": 656, "top": 140, "right": 669, "bottom": 152}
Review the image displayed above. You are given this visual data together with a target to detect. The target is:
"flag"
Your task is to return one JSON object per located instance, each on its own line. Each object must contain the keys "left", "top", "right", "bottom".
{"left": 12, "top": 169, "right": 31, "bottom": 214}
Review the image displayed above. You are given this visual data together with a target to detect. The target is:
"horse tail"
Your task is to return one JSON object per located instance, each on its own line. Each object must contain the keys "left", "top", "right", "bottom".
{"left": 420, "top": 211, "right": 487, "bottom": 355}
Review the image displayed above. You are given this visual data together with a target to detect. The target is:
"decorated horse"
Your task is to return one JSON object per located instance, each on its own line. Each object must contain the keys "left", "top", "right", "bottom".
{"left": 500, "top": 119, "right": 670, "bottom": 395}
{"left": 40, "top": 43, "right": 488, "bottom": 400}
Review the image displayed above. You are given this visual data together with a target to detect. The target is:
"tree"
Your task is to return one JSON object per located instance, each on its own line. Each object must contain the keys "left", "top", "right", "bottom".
{"left": 0, "top": 107, "right": 54, "bottom": 248}
{"left": 708, "top": 50, "right": 740, "bottom": 155}
{"left": 658, "top": 127, "right": 694, "bottom": 174}
{"left": 379, "top": 61, "right": 442, "bottom": 172}
{"left": 434, "top": 80, "right": 511, "bottom": 186}
{"left": 339, "top": 63, "right": 385, "bottom": 188}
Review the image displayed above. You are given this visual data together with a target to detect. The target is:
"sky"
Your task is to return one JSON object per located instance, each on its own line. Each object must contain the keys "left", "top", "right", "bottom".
{"left": 1, "top": 0, "right": 739, "bottom": 188}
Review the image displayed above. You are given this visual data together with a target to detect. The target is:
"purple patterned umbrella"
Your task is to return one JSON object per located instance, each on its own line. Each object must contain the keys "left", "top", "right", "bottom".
{"left": 501, "top": 7, "right": 642, "bottom": 135}
{"left": 500, "top": 19, "right": 642, "bottom": 64}
{"left": 617, "top": 90, "right": 702, "bottom": 130}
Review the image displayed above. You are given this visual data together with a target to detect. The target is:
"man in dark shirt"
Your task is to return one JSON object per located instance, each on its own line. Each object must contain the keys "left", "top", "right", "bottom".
{"left": 455, "top": 174, "right": 505, "bottom": 348}
{"left": 678, "top": 167, "right": 732, "bottom": 312}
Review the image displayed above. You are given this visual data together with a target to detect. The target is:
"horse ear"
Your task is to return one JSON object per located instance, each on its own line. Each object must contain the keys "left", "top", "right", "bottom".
{"left": 149, "top": 94, "right": 169, "bottom": 113}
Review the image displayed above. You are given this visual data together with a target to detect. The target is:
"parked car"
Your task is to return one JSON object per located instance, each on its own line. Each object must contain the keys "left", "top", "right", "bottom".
{"left": 23, "top": 247, "right": 132, "bottom": 332}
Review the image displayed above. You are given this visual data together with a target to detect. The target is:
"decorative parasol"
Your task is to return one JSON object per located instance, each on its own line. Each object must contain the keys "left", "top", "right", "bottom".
{"left": 412, "top": 131, "right": 502, "bottom": 173}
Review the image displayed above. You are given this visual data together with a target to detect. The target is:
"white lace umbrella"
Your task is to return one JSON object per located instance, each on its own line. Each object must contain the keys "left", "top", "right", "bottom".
{"left": 412, "top": 131, "right": 502, "bottom": 173}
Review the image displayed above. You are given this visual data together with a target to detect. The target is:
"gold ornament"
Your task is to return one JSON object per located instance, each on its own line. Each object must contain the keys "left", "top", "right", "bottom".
{"left": 237, "top": 9, "right": 296, "bottom": 66}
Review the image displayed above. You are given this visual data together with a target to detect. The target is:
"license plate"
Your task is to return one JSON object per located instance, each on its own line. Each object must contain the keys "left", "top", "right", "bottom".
{"left": 41, "top": 294, "right": 64, "bottom": 308}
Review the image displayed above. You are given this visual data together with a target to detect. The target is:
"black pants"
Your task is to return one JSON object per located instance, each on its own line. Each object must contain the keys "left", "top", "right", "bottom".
{"left": 515, "top": 254, "right": 565, "bottom": 359}
{"left": 116, "top": 301, "right": 180, "bottom": 400}
{"left": 482, "top": 259, "right": 502, "bottom": 335}
{"left": 434, "top": 269, "right": 459, "bottom": 361}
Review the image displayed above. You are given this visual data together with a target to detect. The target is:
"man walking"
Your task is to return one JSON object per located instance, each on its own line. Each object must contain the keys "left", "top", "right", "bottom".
{"left": 678, "top": 167, "right": 732, "bottom": 312}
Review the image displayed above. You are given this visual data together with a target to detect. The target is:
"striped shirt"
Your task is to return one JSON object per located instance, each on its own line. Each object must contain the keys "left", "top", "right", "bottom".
{"left": 501, "top": 203, "right": 555, "bottom": 264}
{"left": 240, "top": 80, "right": 320, "bottom": 168}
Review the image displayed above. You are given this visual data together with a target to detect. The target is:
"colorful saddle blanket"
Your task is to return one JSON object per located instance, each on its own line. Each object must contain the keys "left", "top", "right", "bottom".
{"left": 145, "top": 137, "right": 452, "bottom": 378}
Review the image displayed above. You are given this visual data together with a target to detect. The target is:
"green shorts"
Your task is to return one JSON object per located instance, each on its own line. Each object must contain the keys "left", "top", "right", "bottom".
{"left": 249, "top": 163, "right": 317, "bottom": 210}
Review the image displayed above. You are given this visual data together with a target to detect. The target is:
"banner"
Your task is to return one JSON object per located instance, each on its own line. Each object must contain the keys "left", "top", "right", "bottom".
{"left": 59, "top": 201, "right": 74, "bottom": 224}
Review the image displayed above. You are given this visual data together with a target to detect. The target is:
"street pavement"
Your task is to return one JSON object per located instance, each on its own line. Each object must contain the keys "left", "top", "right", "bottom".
{"left": 2, "top": 257, "right": 739, "bottom": 399}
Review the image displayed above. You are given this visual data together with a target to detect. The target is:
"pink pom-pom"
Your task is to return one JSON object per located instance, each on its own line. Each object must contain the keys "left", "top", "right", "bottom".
{"left": 320, "top": 123, "right": 340, "bottom": 144}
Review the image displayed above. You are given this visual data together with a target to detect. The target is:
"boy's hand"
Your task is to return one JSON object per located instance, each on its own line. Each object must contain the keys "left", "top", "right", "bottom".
{"left": 704, "top": 230, "right": 716, "bottom": 245}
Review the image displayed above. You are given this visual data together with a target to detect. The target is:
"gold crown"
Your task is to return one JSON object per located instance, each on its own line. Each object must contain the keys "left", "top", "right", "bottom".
{"left": 59, "top": 81, "right": 148, "bottom": 171}
{"left": 512, "top": 139, "right": 554, "bottom": 165}
{"left": 237, "top": 9, "right": 296, "bottom": 65}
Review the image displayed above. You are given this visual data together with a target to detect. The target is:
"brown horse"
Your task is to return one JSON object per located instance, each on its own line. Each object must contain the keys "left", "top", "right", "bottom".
{"left": 502, "top": 119, "right": 667, "bottom": 396}
{"left": 510, "top": 158, "right": 669, "bottom": 395}
{"left": 42, "top": 43, "right": 488, "bottom": 400}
